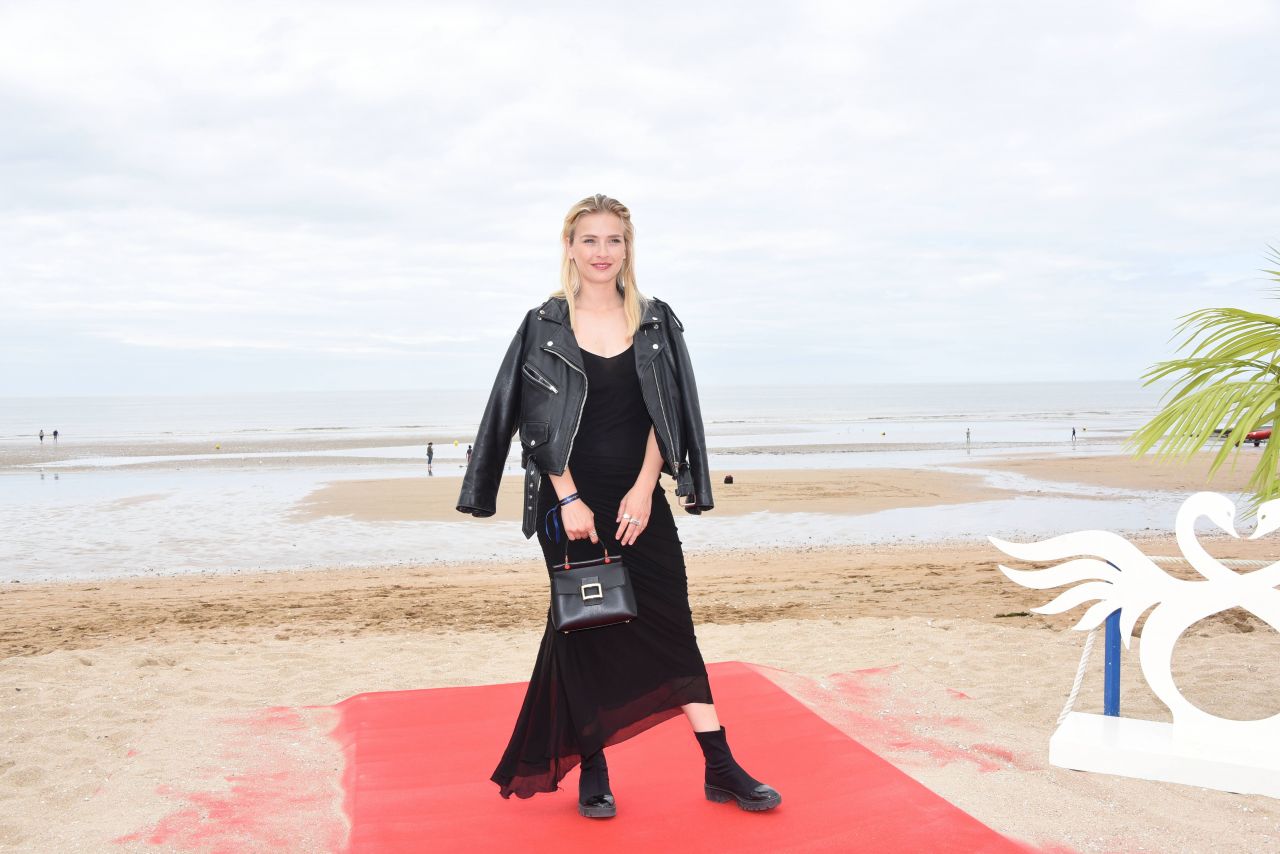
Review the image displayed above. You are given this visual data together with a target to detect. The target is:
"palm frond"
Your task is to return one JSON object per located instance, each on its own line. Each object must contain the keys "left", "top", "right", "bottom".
{"left": 1171, "top": 308, "right": 1280, "bottom": 363}
{"left": 1125, "top": 381, "right": 1280, "bottom": 464}
{"left": 1128, "top": 256, "right": 1280, "bottom": 509}
{"left": 1141, "top": 358, "right": 1280, "bottom": 406}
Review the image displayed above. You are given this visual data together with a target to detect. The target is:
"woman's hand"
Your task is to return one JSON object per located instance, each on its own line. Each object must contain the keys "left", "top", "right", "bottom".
{"left": 616, "top": 483, "right": 654, "bottom": 546}
{"left": 560, "top": 499, "right": 598, "bottom": 543}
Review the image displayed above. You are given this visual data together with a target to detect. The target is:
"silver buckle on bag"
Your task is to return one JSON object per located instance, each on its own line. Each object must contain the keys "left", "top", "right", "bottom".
{"left": 580, "top": 582, "right": 604, "bottom": 602}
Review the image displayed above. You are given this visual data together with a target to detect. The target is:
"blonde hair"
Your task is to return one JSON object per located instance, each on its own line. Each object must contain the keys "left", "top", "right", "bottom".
{"left": 552, "top": 193, "right": 648, "bottom": 334}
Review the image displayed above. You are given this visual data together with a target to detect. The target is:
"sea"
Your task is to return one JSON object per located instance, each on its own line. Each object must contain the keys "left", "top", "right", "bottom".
{"left": 0, "top": 381, "right": 1165, "bottom": 444}
{"left": 0, "top": 380, "right": 1210, "bottom": 583}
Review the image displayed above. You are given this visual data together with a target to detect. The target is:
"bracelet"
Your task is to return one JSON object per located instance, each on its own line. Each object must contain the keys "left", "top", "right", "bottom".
{"left": 544, "top": 492, "right": 580, "bottom": 543}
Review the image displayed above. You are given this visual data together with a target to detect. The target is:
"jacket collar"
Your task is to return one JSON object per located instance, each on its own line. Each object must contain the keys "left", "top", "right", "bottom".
{"left": 536, "top": 296, "right": 569, "bottom": 325}
{"left": 534, "top": 296, "right": 667, "bottom": 371}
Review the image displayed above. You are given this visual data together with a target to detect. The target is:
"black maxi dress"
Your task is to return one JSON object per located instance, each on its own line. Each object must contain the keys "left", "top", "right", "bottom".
{"left": 490, "top": 341, "right": 715, "bottom": 799}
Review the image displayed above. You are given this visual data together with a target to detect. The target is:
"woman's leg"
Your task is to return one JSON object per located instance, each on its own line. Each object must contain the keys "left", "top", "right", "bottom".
{"left": 683, "top": 702, "right": 782, "bottom": 810}
{"left": 681, "top": 701, "right": 721, "bottom": 732}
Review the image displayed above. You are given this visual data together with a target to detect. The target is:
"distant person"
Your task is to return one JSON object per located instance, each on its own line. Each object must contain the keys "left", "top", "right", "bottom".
{"left": 465, "top": 444, "right": 472, "bottom": 467}
{"left": 965, "top": 428, "right": 970, "bottom": 444}
{"left": 52, "top": 429, "right": 58, "bottom": 442}
{"left": 426, "top": 442, "right": 434, "bottom": 473}
{"left": 38, "top": 429, "right": 44, "bottom": 443}
{"left": 1072, "top": 426, "right": 1077, "bottom": 441}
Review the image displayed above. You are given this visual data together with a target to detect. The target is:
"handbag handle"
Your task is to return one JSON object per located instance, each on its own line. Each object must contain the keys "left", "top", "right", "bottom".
{"left": 559, "top": 541, "right": 614, "bottom": 571}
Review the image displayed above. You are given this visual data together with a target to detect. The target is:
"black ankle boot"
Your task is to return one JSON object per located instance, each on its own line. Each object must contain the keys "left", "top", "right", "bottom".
{"left": 577, "top": 748, "right": 616, "bottom": 818}
{"left": 694, "top": 726, "right": 781, "bottom": 811}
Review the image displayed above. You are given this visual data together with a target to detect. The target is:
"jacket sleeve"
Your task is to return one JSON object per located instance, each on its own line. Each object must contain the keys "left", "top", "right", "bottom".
{"left": 456, "top": 321, "right": 524, "bottom": 517}
{"left": 665, "top": 302, "right": 714, "bottom": 514}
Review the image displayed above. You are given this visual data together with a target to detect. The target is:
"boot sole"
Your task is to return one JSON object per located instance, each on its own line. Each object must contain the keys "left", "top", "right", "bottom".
{"left": 578, "top": 797, "right": 617, "bottom": 818}
{"left": 705, "top": 784, "right": 781, "bottom": 811}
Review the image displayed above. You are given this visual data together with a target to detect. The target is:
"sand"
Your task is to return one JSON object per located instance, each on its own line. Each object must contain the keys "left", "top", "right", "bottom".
{"left": 291, "top": 466, "right": 1011, "bottom": 523}
{"left": 291, "top": 449, "right": 1260, "bottom": 526}
{"left": 969, "top": 449, "right": 1259, "bottom": 494}
{"left": 3, "top": 452, "right": 1279, "bottom": 852}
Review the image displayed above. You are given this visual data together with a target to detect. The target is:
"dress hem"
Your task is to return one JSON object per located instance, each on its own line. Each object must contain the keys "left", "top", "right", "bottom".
{"left": 490, "top": 673, "right": 713, "bottom": 800}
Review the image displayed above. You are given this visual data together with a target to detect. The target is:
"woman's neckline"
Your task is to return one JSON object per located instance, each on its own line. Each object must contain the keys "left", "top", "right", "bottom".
{"left": 580, "top": 341, "right": 634, "bottom": 360}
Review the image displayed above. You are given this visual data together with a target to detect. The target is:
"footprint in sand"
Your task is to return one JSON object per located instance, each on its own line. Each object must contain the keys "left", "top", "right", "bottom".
{"left": 7, "top": 766, "right": 44, "bottom": 787}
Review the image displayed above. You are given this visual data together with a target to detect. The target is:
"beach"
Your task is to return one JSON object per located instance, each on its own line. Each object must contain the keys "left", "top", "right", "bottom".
{"left": 4, "top": 446, "right": 1280, "bottom": 852}
{"left": 7, "top": 0, "right": 1279, "bottom": 848}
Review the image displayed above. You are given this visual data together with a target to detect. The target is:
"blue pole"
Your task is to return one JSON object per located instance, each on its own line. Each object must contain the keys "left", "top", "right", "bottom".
{"left": 1102, "top": 559, "right": 1121, "bottom": 716}
{"left": 1103, "top": 609, "right": 1121, "bottom": 716}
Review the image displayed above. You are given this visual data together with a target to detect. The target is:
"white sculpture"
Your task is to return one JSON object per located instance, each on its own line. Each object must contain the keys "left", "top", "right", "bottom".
{"left": 992, "top": 492, "right": 1280, "bottom": 797}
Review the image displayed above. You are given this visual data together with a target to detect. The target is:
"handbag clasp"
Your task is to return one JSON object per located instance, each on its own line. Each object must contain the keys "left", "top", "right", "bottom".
{"left": 580, "top": 582, "right": 604, "bottom": 602}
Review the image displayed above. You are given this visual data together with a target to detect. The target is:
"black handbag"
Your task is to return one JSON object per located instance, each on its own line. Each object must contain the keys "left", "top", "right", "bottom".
{"left": 549, "top": 543, "right": 638, "bottom": 634}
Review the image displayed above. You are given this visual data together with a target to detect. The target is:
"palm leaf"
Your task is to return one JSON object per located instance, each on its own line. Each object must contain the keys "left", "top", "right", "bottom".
{"left": 1126, "top": 253, "right": 1280, "bottom": 510}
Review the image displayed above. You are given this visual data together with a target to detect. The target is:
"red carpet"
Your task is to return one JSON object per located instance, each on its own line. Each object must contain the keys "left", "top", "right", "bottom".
{"left": 331, "top": 660, "right": 1030, "bottom": 853}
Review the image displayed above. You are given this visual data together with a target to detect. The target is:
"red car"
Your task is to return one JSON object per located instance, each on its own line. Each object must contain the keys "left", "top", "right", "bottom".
{"left": 1246, "top": 428, "right": 1272, "bottom": 447}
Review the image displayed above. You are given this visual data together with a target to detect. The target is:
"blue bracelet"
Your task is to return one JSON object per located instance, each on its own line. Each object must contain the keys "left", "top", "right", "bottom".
{"left": 544, "top": 492, "right": 581, "bottom": 543}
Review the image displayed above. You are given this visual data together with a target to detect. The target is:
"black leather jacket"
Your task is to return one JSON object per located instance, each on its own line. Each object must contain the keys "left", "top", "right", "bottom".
{"left": 456, "top": 295, "right": 713, "bottom": 538}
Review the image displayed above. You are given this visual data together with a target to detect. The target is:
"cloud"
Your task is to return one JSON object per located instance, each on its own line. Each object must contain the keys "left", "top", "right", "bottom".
{"left": 1, "top": 1, "right": 1278, "bottom": 395}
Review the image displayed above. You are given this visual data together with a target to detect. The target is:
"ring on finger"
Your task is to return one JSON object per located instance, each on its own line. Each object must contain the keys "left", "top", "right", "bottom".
{"left": 622, "top": 513, "right": 632, "bottom": 520}
{"left": 628, "top": 518, "right": 641, "bottom": 526}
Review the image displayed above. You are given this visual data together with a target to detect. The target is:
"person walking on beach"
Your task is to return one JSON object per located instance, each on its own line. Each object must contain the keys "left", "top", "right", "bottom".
{"left": 52, "top": 429, "right": 58, "bottom": 442}
{"left": 426, "top": 441, "right": 434, "bottom": 473}
{"left": 457, "top": 194, "right": 779, "bottom": 819}
{"left": 38, "top": 429, "right": 44, "bottom": 443}
{"left": 465, "top": 444, "right": 472, "bottom": 467}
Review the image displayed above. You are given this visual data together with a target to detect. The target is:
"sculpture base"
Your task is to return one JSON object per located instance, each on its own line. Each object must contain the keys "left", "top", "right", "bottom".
{"left": 1051, "top": 712, "right": 1280, "bottom": 798}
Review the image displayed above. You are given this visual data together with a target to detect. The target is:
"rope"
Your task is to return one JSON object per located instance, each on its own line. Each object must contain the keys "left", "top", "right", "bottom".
{"left": 1057, "top": 626, "right": 1098, "bottom": 727}
{"left": 1149, "top": 556, "right": 1272, "bottom": 568}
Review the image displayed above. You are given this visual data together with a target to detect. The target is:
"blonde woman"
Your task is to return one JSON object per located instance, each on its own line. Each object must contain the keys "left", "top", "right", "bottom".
{"left": 458, "top": 194, "right": 780, "bottom": 818}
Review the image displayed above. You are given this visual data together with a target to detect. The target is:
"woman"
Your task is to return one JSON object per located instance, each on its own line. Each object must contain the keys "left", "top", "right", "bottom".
{"left": 457, "top": 194, "right": 780, "bottom": 819}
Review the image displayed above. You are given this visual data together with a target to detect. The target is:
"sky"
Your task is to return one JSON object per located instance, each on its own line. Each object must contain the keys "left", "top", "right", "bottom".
{"left": 2, "top": 0, "right": 1279, "bottom": 396}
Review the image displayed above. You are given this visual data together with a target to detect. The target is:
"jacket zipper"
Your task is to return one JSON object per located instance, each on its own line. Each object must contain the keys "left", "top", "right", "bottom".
{"left": 545, "top": 348, "right": 588, "bottom": 467}
{"left": 521, "top": 363, "right": 559, "bottom": 394}
{"left": 652, "top": 363, "right": 680, "bottom": 476}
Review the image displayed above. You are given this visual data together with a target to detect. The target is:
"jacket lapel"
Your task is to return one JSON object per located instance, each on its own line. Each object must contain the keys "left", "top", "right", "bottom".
{"left": 535, "top": 297, "right": 585, "bottom": 372}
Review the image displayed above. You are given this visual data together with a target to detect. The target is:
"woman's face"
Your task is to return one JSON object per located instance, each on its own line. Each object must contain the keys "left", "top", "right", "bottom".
{"left": 566, "top": 212, "right": 626, "bottom": 288}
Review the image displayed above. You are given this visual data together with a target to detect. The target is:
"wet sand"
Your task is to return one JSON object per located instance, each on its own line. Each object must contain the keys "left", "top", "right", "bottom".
{"left": 970, "top": 448, "right": 1261, "bottom": 493}
{"left": 292, "top": 450, "right": 1258, "bottom": 524}
{"left": 291, "top": 466, "right": 1012, "bottom": 523}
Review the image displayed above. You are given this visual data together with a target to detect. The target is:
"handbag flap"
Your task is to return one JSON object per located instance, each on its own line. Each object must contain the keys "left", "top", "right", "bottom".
{"left": 551, "top": 562, "right": 629, "bottom": 595}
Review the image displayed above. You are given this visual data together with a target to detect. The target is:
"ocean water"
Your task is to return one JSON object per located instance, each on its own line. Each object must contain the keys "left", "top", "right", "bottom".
{"left": 0, "top": 380, "right": 1167, "bottom": 444}
{"left": 0, "top": 380, "right": 1196, "bottom": 582}
{"left": 0, "top": 388, "right": 488, "bottom": 443}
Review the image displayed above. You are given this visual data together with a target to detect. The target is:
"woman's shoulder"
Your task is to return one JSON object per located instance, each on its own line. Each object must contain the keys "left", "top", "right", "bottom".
{"left": 532, "top": 295, "right": 568, "bottom": 318}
